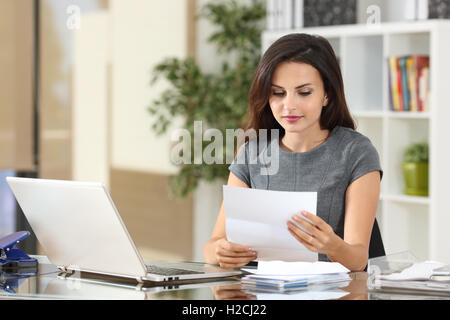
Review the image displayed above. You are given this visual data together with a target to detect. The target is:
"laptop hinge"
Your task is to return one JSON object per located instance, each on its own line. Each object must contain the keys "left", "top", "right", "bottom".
{"left": 57, "top": 265, "right": 76, "bottom": 276}
{"left": 57, "top": 265, "right": 67, "bottom": 272}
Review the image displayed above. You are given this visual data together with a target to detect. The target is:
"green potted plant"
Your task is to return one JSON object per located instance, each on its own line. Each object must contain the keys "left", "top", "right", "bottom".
{"left": 148, "top": 0, "right": 266, "bottom": 198}
{"left": 402, "top": 142, "right": 429, "bottom": 196}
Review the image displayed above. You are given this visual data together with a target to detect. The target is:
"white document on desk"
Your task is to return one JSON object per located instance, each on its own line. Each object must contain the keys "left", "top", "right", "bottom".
{"left": 223, "top": 186, "right": 318, "bottom": 262}
{"left": 243, "top": 261, "right": 350, "bottom": 276}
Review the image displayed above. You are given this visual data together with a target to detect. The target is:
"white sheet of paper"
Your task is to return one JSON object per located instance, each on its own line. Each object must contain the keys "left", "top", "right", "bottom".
{"left": 242, "top": 274, "right": 351, "bottom": 284}
{"left": 243, "top": 261, "right": 350, "bottom": 276}
{"left": 223, "top": 186, "right": 318, "bottom": 262}
{"left": 379, "top": 261, "right": 446, "bottom": 281}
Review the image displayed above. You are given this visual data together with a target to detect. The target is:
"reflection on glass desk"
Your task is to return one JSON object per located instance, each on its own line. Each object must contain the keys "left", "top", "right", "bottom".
{"left": 3, "top": 256, "right": 448, "bottom": 300}
{"left": 0, "top": 256, "right": 375, "bottom": 300}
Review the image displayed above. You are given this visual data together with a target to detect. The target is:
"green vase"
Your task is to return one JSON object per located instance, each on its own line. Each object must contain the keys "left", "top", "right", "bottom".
{"left": 402, "top": 162, "right": 429, "bottom": 196}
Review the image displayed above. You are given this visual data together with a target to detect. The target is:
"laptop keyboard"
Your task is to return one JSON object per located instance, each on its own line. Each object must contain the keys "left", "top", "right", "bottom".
{"left": 146, "top": 265, "right": 204, "bottom": 276}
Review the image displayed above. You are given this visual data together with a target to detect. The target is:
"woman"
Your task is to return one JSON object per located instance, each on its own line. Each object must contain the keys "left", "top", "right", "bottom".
{"left": 203, "top": 33, "right": 384, "bottom": 272}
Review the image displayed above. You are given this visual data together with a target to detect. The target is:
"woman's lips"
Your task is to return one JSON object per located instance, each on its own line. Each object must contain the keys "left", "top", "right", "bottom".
{"left": 282, "top": 116, "right": 303, "bottom": 123}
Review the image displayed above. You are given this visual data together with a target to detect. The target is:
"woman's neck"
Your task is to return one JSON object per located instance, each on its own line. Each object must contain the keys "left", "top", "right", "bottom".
{"left": 281, "top": 126, "right": 330, "bottom": 153}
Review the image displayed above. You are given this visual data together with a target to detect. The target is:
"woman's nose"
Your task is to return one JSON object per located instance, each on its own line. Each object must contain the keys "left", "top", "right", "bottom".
{"left": 282, "top": 93, "right": 297, "bottom": 110}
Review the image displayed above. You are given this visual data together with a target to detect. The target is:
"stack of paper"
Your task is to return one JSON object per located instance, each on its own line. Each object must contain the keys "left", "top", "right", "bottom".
{"left": 241, "top": 261, "right": 351, "bottom": 293}
{"left": 379, "top": 261, "right": 445, "bottom": 281}
{"left": 374, "top": 261, "right": 450, "bottom": 295}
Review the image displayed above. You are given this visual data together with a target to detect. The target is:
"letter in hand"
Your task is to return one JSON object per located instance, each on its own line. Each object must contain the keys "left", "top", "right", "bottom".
{"left": 215, "top": 239, "right": 257, "bottom": 269}
{"left": 287, "top": 210, "right": 340, "bottom": 256}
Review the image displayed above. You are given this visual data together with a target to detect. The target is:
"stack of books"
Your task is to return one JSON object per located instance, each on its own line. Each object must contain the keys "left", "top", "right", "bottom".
{"left": 241, "top": 261, "right": 351, "bottom": 293}
{"left": 388, "top": 55, "right": 430, "bottom": 112}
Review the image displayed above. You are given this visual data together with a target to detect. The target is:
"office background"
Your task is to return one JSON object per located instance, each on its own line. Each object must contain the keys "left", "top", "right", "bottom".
{"left": 1, "top": 0, "right": 449, "bottom": 264}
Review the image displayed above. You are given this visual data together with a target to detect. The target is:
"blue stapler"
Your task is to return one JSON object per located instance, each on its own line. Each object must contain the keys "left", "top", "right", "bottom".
{"left": 0, "top": 231, "right": 38, "bottom": 270}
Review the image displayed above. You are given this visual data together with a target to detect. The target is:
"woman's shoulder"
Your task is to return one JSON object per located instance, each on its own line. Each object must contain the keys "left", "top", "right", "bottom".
{"left": 335, "top": 127, "right": 383, "bottom": 182}
{"left": 336, "top": 126, "right": 374, "bottom": 148}
{"left": 334, "top": 126, "right": 380, "bottom": 163}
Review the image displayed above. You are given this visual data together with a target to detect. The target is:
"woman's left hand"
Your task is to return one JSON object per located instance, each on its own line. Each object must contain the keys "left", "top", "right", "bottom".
{"left": 287, "top": 211, "right": 342, "bottom": 256}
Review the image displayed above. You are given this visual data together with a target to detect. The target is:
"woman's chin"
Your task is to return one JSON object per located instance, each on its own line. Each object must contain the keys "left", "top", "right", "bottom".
{"left": 282, "top": 125, "right": 306, "bottom": 134}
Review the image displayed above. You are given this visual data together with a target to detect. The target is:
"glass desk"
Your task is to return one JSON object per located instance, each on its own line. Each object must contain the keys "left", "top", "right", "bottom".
{"left": 1, "top": 256, "right": 446, "bottom": 300}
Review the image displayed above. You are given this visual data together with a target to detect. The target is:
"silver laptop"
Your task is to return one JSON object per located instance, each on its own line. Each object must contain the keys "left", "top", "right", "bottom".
{"left": 6, "top": 177, "right": 241, "bottom": 283}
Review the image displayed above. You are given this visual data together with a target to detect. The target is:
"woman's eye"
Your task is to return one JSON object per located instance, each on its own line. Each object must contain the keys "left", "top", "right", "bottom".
{"left": 271, "top": 91, "right": 311, "bottom": 97}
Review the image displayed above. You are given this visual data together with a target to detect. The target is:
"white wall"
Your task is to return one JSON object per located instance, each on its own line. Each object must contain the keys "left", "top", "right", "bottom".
{"left": 73, "top": 12, "right": 110, "bottom": 185}
{"left": 109, "top": 0, "right": 187, "bottom": 174}
{"left": 73, "top": 0, "right": 189, "bottom": 182}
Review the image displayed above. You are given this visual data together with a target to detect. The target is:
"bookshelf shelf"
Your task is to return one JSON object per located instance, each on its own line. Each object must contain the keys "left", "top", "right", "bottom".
{"left": 386, "top": 111, "right": 430, "bottom": 119}
{"left": 381, "top": 193, "right": 430, "bottom": 206}
{"left": 263, "top": 20, "right": 450, "bottom": 263}
{"left": 353, "top": 111, "right": 384, "bottom": 119}
{"left": 353, "top": 111, "right": 431, "bottom": 119}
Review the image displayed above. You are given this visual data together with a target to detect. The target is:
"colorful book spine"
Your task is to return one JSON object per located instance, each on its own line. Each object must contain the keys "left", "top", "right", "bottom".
{"left": 389, "top": 57, "right": 400, "bottom": 111}
{"left": 416, "top": 56, "right": 430, "bottom": 112}
{"left": 396, "top": 57, "right": 405, "bottom": 111}
{"left": 420, "top": 67, "right": 430, "bottom": 112}
{"left": 388, "top": 55, "right": 430, "bottom": 112}
{"left": 400, "top": 57, "right": 411, "bottom": 111}
{"left": 388, "top": 59, "right": 394, "bottom": 111}
{"left": 407, "top": 57, "right": 417, "bottom": 112}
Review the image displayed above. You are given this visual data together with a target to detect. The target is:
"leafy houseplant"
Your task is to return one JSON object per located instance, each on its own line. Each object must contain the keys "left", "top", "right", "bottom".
{"left": 148, "top": 0, "right": 266, "bottom": 198}
{"left": 402, "top": 142, "right": 429, "bottom": 196}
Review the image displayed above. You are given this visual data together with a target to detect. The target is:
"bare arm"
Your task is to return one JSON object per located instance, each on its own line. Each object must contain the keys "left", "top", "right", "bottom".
{"left": 203, "top": 172, "right": 257, "bottom": 268}
{"left": 328, "top": 171, "right": 381, "bottom": 270}
{"left": 287, "top": 171, "right": 381, "bottom": 271}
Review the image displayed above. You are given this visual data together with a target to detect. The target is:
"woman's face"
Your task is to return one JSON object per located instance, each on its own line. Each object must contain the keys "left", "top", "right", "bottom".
{"left": 269, "top": 61, "right": 328, "bottom": 135}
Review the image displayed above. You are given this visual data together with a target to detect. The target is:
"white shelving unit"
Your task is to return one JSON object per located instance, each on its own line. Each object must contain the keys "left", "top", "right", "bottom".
{"left": 263, "top": 20, "right": 450, "bottom": 263}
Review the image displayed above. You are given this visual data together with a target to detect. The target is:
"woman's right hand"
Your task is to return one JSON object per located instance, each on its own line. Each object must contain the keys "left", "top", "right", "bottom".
{"left": 215, "top": 238, "right": 257, "bottom": 269}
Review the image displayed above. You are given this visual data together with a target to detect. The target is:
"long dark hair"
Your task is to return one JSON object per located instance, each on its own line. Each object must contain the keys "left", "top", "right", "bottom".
{"left": 244, "top": 33, "right": 355, "bottom": 139}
